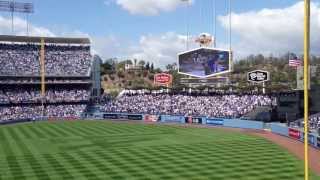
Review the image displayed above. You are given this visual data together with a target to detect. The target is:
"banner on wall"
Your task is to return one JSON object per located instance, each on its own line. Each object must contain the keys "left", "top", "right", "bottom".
{"left": 206, "top": 118, "right": 224, "bottom": 126}
{"left": 144, "top": 115, "right": 159, "bottom": 122}
{"left": 192, "top": 117, "right": 202, "bottom": 124}
{"left": 118, "top": 114, "right": 129, "bottom": 120}
{"left": 103, "top": 113, "right": 118, "bottom": 119}
{"left": 185, "top": 116, "right": 202, "bottom": 124}
{"left": 288, "top": 128, "right": 301, "bottom": 140}
{"left": 128, "top": 114, "right": 143, "bottom": 120}
{"left": 161, "top": 115, "right": 185, "bottom": 123}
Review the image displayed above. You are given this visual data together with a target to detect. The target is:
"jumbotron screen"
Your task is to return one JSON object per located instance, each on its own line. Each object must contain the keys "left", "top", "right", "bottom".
{"left": 178, "top": 47, "right": 231, "bottom": 78}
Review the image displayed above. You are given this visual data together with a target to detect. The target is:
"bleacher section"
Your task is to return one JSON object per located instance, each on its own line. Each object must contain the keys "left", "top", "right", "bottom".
{"left": 0, "top": 35, "right": 92, "bottom": 123}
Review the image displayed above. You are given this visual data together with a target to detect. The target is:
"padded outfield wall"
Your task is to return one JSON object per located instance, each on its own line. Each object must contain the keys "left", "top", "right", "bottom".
{"left": 99, "top": 113, "right": 320, "bottom": 149}
{"left": 270, "top": 123, "right": 320, "bottom": 149}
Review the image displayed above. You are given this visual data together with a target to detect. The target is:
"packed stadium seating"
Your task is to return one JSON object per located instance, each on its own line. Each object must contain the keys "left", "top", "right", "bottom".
{"left": 100, "top": 92, "right": 275, "bottom": 118}
{"left": 0, "top": 89, "right": 89, "bottom": 104}
{"left": 0, "top": 43, "right": 91, "bottom": 76}
{"left": 0, "top": 105, "right": 86, "bottom": 122}
{"left": 290, "top": 113, "right": 320, "bottom": 131}
{"left": 0, "top": 36, "right": 92, "bottom": 122}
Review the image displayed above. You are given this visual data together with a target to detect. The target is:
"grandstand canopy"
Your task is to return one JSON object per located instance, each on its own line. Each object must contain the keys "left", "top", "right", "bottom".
{"left": 0, "top": 35, "right": 90, "bottom": 44}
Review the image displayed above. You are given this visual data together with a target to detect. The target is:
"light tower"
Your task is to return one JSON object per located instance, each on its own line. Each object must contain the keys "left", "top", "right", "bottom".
{"left": 0, "top": 0, "right": 34, "bottom": 35}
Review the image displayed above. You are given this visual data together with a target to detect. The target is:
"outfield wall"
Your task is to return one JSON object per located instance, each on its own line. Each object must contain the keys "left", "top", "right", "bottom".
{"left": 270, "top": 123, "right": 320, "bottom": 149}
{"left": 103, "top": 113, "right": 144, "bottom": 120}
{"left": 100, "top": 112, "right": 320, "bottom": 149}
{"left": 101, "top": 113, "right": 264, "bottom": 130}
{"left": 1, "top": 112, "right": 319, "bottom": 149}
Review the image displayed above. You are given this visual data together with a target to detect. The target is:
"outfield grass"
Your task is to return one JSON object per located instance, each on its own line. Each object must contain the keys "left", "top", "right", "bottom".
{"left": 0, "top": 121, "right": 318, "bottom": 180}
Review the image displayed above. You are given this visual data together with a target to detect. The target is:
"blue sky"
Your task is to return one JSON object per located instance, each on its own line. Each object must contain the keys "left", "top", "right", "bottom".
{"left": 25, "top": 0, "right": 301, "bottom": 39}
{"left": 0, "top": 0, "right": 319, "bottom": 67}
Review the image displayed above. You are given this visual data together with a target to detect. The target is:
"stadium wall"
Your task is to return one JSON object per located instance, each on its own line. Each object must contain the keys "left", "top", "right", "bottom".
{"left": 2, "top": 112, "right": 319, "bottom": 149}
{"left": 99, "top": 113, "right": 319, "bottom": 149}
{"left": 101, "top": 113, "right": 264, "bottom": 129}
{"left": 270, "top": 123, "right": 320, "bottom": 149}
{"left": 103, "top": 113, "right": 144, "bottom": 120}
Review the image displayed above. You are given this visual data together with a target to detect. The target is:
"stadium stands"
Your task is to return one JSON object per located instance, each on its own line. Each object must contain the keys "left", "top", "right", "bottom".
{"left": 0, "top": 88, "right": 89, "bottom": 104}
{"left": 100, "top": 92, "right": 275, "bottom": 119}
{"left": 291, "top": 113, "right": 320, "bottom": 132}
{"left": 0, "top": 35, "right": 92, "bottom": 122}
{"left": 0, "top": 105, "right": 86, "bottom": 122}
{"left": 0, "top": 43, "right": 91, "bottom": 76}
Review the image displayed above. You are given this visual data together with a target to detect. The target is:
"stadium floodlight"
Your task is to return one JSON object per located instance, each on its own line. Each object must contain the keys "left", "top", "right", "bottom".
{"left": 0, "top": 0, "right": 34, "bottom": 35}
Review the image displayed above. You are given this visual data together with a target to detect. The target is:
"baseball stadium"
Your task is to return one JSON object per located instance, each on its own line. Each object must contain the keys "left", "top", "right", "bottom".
{"left": 0, "top": 0, "right": 320, "bottom": 180}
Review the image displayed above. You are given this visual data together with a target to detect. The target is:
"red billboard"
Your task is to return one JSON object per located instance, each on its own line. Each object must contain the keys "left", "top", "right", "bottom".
{"left": 144, "top": 115, "right": 158, "bottom": 122}
{"left": 289, "top": 128, "right": 301, "bottom": 140}
{"left": 154, "top": 73, "right": 172, "bottom": 85}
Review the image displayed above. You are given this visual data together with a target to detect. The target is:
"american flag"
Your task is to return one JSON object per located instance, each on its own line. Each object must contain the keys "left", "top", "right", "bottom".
{"left": 289, "top": 54, "right": 302, "bottom": 67}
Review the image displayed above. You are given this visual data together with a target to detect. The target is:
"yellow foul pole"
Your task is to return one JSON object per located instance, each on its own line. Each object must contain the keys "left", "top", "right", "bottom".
{"left": 303, "top": 0, "right": 310, "bottom": 180}
{"left": 40, "top": 38, "right": 45, "bottom": 119}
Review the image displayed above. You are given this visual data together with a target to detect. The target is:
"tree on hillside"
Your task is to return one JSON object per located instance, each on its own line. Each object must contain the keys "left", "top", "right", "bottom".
{"left": 125, "top": 59, "right": 133, "bottom": 65}
{"left": 146, "top": 62, "right": 150, "bottom": 70}
{"left": 151, "top": 63, "right": 154, "bottom": 72}
{"left": 138, "top": 60, "right": 146, "bottom": 68}
{"left": 101, "top": 58, "right": 117, "bottom": 75}
{"left": 154, "top": 68, "right": 162, "bottom": 73}
{"left": 166, "top": 63, "right": 177, "bottom": 72}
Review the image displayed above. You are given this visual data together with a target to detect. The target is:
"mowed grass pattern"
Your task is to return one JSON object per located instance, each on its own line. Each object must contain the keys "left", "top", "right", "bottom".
{"left": 0, "top": 121, "right": 318, "bottom": 180}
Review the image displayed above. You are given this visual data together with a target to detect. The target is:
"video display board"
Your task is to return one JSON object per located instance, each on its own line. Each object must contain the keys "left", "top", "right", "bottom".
{"left": 178, "top": 47, "right": 231, "bottom": 78}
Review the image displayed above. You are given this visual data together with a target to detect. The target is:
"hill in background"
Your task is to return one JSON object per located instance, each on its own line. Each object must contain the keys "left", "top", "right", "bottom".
{"left": 101, "top": 54, "right": 320, "bottom": 95}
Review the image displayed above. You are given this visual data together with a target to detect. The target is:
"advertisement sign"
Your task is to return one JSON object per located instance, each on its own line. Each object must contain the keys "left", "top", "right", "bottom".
{"left": 144, "top": 115, "right": 159, "bottom": 122}
{"left": 206, "top": 118, "right": 224, "bottom": 126}
{"left": 161, "top": 115, "right": 185, "bottom": 123}
{"left": 288, "top": 128, "right": 301, "bottom": 140}
{"left": 178, "top": 47, "right": 231, "bottom": 78}
{"left": 317, "top": 137, "right": 320, "bottom": 148}
{"left": 247, "top": 70, "right": 269, "bottom": 83}
{"left": 128, "top": 114, "right": 143, "bottom": 120}
{"left": 192, "top": 117, "right": 202, "bottom": 124}
{"left": 103, "top": 113, "right": 118, "bottom": 119}
{"left": 154, "top": 73, "right": 172, "bottom": 85}
{"left": 118, "top": 114, "right": 128, "bottom": 120}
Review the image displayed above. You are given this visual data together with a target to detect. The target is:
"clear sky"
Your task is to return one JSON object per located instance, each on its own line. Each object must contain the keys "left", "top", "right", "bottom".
{"left": 0, "top": 0, "right": 319, "bottom": 68}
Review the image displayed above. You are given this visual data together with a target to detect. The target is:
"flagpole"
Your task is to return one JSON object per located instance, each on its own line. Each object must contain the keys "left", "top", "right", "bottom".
{"left": 303, "top": 0, "right": 310, "bottom": 180}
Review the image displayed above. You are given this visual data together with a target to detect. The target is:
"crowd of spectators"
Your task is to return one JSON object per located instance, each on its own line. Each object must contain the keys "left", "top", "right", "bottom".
{"left": 0, "top": 42, "right": 91, "bottom": 123}
{"left": 0, "top": 43, "right": 39, "bottom": 75}
{"left": 45, "top": 45, "right": 91, "bottom": 76}
{"left": 0, "top": 43, "right": 91, "bottom": 76}
{"left": 0, "top": 105, "right": 86, "bottom": 122}
{"left": 101, "top": 93, "right": 275, "bottom": 118}
{"left": 290, "top": 113, "right": 320, "bottom": 131}
{"left": 0, "top": 79, "right": 91, "bottom": 84}
{"left": 0, "top": 89, "right": 90, "bottom": 104}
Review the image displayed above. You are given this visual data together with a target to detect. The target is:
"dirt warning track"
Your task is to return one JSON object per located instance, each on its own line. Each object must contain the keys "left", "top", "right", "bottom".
{"left": 248, "top": 130, "right": 320, "bottom": 176}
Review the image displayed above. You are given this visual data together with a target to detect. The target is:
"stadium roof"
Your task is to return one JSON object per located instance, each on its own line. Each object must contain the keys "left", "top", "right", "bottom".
{"left": 0, "top": 35, "right": 90, "bottom": 44}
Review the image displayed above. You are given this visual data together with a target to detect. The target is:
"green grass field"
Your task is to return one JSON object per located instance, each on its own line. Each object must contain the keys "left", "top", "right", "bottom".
{"left": 0, "top": 121, "right": 318, "bottom": 180}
